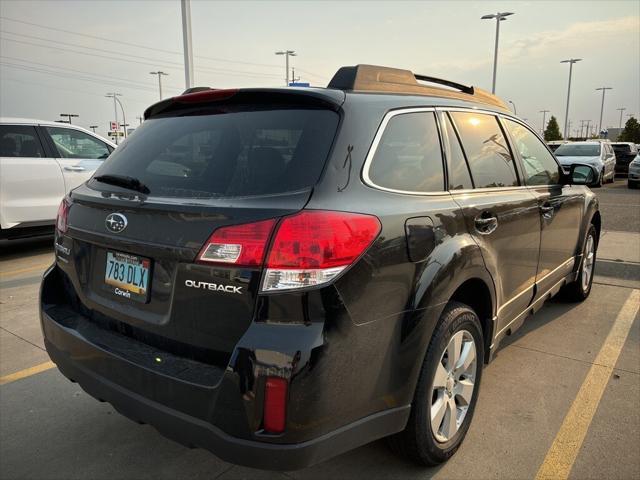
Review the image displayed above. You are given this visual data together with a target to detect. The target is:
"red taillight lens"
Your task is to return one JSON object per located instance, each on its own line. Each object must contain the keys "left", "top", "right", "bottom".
{"left": 266, "top": 211, "right": 381, "bottom": 269}
{"left": 56, "top": 197, "right": 70, "bottom": 234}
{"left": 197, "top": 218, "right": 276, "bottom": 267}
{"left": 263, "top": 377, "right": 288, "bottom": 434}
{"left": 262, "top": 211, "right": 381, "bottom": 291}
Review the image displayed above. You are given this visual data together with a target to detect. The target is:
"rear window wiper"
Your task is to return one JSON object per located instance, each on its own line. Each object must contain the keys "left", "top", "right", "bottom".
{"left": 93, "top": 174, "right": 150, "bottom": 194}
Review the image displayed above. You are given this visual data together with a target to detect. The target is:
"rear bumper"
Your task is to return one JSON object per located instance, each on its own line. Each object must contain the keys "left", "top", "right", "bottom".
{"left": 40, "top": 265, "right": 410, "bottom": 470}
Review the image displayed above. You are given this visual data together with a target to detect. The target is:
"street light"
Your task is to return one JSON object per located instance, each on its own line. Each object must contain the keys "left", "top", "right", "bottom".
{"left": 150, "top": 71, "right": 169, "bottom": 100}
{"left": 89, "top": 125, "right": 98, "bottom": 133}
{"left": 481, "top": 11, "right": 514, "bottom": 94}
{"left": 105, "top": 93, "right": 127, "bottom": 145}
{"left": 595, "top": 87, "right": 613, "bottom": 136}
{"left": 508, "top": 100, "right": 517, "bottom": 114}
{"left": 560, "top": 58, "right": 582, "bottom": 139}
{"left": 539, "top": 110, "right": 550, "bottom": 135}
{"left": 60, "top": 113, "right": 78, "bottom": 124}
{"left": 616, "top": 107, "right": 626, "bottom": 129}
{"left": 275, "top": 50, "right": 296, "bottom": 86}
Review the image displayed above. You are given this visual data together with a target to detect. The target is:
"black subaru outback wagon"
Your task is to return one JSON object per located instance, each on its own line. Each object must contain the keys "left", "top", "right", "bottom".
{"left": 41, "top": 65, "right": 600, "bottom": 470}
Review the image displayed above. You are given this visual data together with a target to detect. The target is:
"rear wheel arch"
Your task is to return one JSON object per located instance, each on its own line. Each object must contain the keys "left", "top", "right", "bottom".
{"left": 591, "top": 210, "right": 601, "bottom": 244}
{"left": 447, "top": 278, "right": 494, "bottom": 364}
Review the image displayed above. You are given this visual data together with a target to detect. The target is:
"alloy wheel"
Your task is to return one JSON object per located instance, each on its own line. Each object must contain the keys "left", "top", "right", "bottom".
{"left": 582, "top": 234, "right": 595, "bottom": 291}
{"left": 430, "top": 330, "right": 477, "bottom": 443}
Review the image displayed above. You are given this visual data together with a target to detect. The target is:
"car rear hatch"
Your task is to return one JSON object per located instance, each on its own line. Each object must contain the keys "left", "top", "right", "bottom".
{"left": 54, "top": 88, "right": 344, "bottom": 377}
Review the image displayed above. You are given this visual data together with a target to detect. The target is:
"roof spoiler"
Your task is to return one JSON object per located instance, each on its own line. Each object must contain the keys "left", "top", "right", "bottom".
{"left": 327, "top": 64, "right": 509, "bottom": 110}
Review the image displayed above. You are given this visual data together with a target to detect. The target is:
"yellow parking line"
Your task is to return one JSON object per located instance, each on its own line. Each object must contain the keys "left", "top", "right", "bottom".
{"left": 535, "top": 289, "right": 640, "bottom": 480}
{"left": 0, "top": 263, "right": 51, "bottom": 278}
{"left": 0, "top": 361, "right": 56, "bottom": 386}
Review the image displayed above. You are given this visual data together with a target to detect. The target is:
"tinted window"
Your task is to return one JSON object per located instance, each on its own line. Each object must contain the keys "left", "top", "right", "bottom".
{"left": 368, "top": 112, "right": 444, "bottom": 193}
{"left": 504, "top": 119, "right": 561, "bottom": 186}
{"left": 555, "top": 144, "right": 601, "bottom": 156}
{"left": 612, "top": 143, "right": 635, "bottom": 155}
{"left": 45, "top": 127, "right": 111, "bottom": 160}
{"left": 442, "top": 113, "right": 473, "bottom": 190}
{"left": 92, "top": 109, "right": 339, "bottom": 198}
{"left": 0, "top": 125, "right": 45, "bottom": 158}
{"left": 451, "top": 112, "right": 518, "bottom": 188}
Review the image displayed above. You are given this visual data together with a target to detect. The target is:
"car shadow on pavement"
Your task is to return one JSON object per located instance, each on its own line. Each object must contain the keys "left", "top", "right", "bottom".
{"left": 0, "top": 236, "right": 53, "bottom": 260}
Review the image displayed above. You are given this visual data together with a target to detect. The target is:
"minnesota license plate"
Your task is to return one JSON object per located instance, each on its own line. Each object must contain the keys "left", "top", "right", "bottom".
{"left": 104, "top": 251, "right": 151, "bottom": 303}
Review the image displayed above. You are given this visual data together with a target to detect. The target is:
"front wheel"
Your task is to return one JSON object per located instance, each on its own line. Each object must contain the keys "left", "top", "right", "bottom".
{"left": 388, "top": 302, "right": 484, "bottom": 466}
{"left": 560, "top": 224, "right": 597, "bottom": 301}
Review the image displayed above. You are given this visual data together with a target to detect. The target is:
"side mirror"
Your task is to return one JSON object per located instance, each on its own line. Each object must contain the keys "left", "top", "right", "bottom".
{"left": 569, "top": 164, "right": 596, "bottom": 185}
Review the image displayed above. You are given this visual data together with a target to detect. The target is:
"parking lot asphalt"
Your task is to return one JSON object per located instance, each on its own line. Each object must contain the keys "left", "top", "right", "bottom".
{"left": 1, "top": 179, "right": 638, "bottom": 480}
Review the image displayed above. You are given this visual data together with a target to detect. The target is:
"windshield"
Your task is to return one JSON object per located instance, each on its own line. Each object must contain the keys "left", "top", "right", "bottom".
{"left": 554, "top": 144, "right": 600, "bottom": 157}
{"left": 91, "top": 108, "right": 339, "bottom": 198}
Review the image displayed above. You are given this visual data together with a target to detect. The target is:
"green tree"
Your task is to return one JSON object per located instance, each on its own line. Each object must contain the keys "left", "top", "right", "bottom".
{"left": 618, "top": 116, "right": 640, "bottom": 143}
{"left": 544, "top": 115, "right": 563, "bottom": 141}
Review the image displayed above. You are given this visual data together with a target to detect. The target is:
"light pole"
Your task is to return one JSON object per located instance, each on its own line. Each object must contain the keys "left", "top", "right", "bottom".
{"left": 106, "top": 93, "right": 126, "bottom": 144}
{"left": 481, "top": 11, "right": 514, "bottom": 94}
{"left": 584, "top": 120, "right": 592, "bottom": 139}
{"left": 60, "top": 113, "right": 78, "bottom": 124}
{"left": 595, "top": 87, "right": 612, "bottom": 136}
{"left": 89, "top": 125, "right": 98, "bottom": 133}
{"left": 539, "top": 110, "right": 550, "bottom": 135}
{"left": 275, "top": 50, "right": 296, "bottom": 86}
{"left": 150, "top": 71, "right": 169, "bottom": 100}
{"left": 616, "top": 107, "right": 626, "bottom": 129}
{"left": 560, "top": 58, "right": 582, "bottom": 139}
{"left": 181, "top": 0, "right": 194, "bottom": 89}
{"left": 508, "top": 100, "right": 517, "bottom": 114}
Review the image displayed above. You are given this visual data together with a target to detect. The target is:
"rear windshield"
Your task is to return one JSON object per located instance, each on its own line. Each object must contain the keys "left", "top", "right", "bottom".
{"left": 612, "top": 144, "right": 633, "bottom": 154}
{"left": 554, "top": 144, "right": 600, "bottom": 156}
{"left": 91, "top": 108, "right": 339, "bottom": 198}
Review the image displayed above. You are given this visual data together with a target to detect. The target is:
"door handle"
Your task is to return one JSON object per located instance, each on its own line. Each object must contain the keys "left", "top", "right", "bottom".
{"left": 540, "top": 203, "right": 554, "bottom": 219}
{"left": 474, "top": 214, "right": 498, "bottom": 235}
{"left": 64, "top": 166, "right": 86, "bottom": 172}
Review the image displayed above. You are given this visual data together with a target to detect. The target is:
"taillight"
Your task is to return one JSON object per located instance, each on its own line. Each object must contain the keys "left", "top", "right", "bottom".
{"left": 56, "top": 197, "right": 70, "bottom": 234}
{"left": 196, "top": 211, "right": 381, "bottom": 292}
{"left": 262, "top": 210, "right": 381, "bottom": 292}
{"left": 197, "top": 218, "right": 276, "bottom": 267}
{"left": 263, "top": 377, "right": 288, "bottom": 433}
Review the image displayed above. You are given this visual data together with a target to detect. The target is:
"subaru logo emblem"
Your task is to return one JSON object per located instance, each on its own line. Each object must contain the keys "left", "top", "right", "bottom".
{"left": 105, "top": 213, "right": 128, "bottom": 233}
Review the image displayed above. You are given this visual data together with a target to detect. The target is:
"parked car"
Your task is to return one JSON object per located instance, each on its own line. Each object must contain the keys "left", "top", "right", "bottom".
{"left": 546, "top": 140, "right": 568, "bottom": 152}
{"left": 611, "top": 142, "right": 639, "bottom": 176}
{"left": 40, "top": 65, "right": 601, "bottom": 470}
{"left": 0, "top": 118, "right": 115, "bottom": 240}
{"left": 553, "top": 141, "right": 615, "bottom": 187}
{"left": 628, "top": 154, "right": 640, "bottom": 188}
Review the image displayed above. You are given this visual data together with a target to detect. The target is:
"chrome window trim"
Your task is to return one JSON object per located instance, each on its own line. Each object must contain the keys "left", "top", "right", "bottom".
{"left": 361, "top": 107, "right": 450, "bottom": 197}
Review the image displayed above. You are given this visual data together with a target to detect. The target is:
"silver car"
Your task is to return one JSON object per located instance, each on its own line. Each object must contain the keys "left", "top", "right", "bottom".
{"left": 553, "top": 141, "right": 616, "bottom": 187}
{"left": 628, "top": 153, "right": 640, "bottom": 189}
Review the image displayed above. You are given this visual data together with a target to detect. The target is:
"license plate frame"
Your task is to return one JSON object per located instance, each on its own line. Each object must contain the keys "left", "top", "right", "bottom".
{"left": 104, "top": 250, "right": 151, "bottom": 303}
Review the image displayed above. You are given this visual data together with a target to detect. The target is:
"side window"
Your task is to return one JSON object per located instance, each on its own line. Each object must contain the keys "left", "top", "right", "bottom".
{"left": 45, "top": 127, "right": 111, "bottom": 160}
{"left": 503, "top": 119, "right": 561, "bottom": 186}
{"left": 368, "top": 112, "right": 444, "bottom": 193}
{"left": 451, "top": 112, "right": 518, "bottom": 188}
{"left": 442, "top": 113, "right": 473, "bottom": 190}
{"left": 0, "top": 125, "right": 46, "bottom": 158}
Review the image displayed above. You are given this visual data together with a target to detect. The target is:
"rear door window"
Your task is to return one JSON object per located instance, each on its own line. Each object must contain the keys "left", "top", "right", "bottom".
{"left": 367, "top": 111, "right": 445, "bottom": 193}
{"left": 45, "top": 127, "right": 111, "bottom": 160}
{"left": 451, "top": 112, "right": 518, "bottom": 188}
{"left": 442, "top": 113, "right": 473, "bottom": 190}
{"left": 92, "top": 109, "right": 339, "bottom": 198}
{"left": 0, "top": 125, "right": 46, "bottom": 158}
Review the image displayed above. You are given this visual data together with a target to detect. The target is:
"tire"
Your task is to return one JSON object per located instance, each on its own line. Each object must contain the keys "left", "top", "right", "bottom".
{"left": 629, "top": 181, "right": 638, "bottom": 189}
{"left": 560, "top": 224, "right": 597, "bottom": 302}
{"left": 592, "top": 169, "right": 604, "bottom": 188}
{"left": 388, "top": 302, "right": 484, "bottom": 466}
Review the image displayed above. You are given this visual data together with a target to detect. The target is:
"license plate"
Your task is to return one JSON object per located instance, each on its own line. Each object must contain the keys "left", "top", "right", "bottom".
{"left": 104, "top": 251, "right": 151, "bottom": 303}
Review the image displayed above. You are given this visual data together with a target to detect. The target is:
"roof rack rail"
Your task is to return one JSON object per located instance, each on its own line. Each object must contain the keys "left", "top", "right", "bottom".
{"left": 327, "top": 64, "right": 508, "bottom": 110}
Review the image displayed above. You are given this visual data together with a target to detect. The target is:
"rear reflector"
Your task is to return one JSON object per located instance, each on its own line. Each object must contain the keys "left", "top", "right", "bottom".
{"left": 263, "top": 377, "right": 288, "bottom": 433}
{"left": 56, "top": 197, "right": 70, "bottom": 234}
{"left": 197, "top": 218, "right": 276, "bottom": 267}
{"left": 262, "top": 210, "right": 381, "bottom": 292}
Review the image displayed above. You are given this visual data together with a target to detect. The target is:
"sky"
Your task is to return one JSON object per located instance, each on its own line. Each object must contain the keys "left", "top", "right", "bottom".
{"left": 1, "top": 0, "right": 638, "bottom": 137}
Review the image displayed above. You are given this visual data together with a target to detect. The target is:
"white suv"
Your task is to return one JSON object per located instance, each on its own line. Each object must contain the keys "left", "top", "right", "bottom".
{"left": 0, "top": 118, "right": 116, "bottom": 239}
